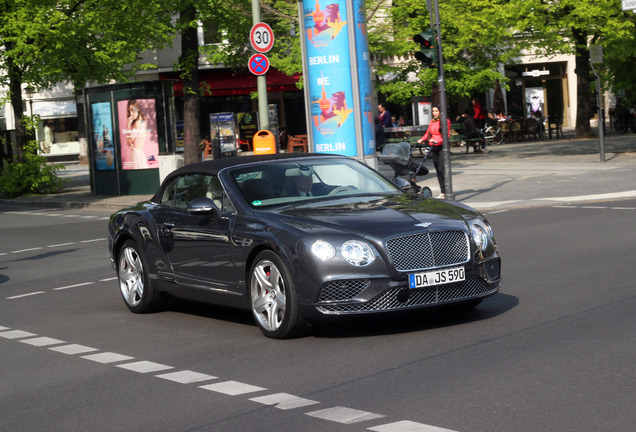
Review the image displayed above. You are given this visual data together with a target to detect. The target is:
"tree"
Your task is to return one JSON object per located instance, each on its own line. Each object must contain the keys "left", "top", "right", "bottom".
{"left": 511, "top": 0, "right": 636, "bottom": 138}
{"left": 0, "top": 0, "right": 175, "bottom": 162}
{"left": 366, "top": 0, "right": 522, "bottom": 107}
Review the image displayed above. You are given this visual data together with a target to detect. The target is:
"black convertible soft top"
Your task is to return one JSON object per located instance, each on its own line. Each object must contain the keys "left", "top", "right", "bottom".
{"left": 168, "top": 152, "right": 338, "bottom": 178}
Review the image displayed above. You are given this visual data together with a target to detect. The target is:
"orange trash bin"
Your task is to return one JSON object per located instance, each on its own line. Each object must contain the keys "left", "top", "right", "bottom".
{"left": 252, "top": 130, "right": 277, "bottom": 155}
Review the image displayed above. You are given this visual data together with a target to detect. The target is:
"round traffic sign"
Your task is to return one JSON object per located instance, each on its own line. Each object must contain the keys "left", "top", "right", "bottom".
{"left": 248, "top": 54, "right": 270, "bottom": 76}
{"left": 250, "top": 22, "right": 274, "bottom": 53}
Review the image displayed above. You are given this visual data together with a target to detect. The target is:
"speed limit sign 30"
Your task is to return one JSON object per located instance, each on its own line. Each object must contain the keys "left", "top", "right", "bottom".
{"left": 250, "top": 22, "right": 274, "bottom": 53}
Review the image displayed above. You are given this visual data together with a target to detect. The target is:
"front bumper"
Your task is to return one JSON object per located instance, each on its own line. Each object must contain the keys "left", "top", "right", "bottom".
{"left": 302, "top": 258, "right": 501, "bottom": 317}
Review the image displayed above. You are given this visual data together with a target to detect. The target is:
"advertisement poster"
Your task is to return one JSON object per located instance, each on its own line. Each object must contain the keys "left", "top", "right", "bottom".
{"left": 417, "top": 102, "right": 432, "bottom": 126}
{"left": 353, "top": 0, "right": 375, "bottom": 155}
{"left": 91, "top": 102, "right": 115, "bottom": 171}
{"left": 303, "top": 0, "right": 357, "bottom": 156}
{"left": 526, "top": 87, "right": 544, "bottom": 118}
{"left": 237, "top": 112, "right": 259, "bottom": 143}
{"left": 117, "top": 99, "right": 159, "bottom": 170}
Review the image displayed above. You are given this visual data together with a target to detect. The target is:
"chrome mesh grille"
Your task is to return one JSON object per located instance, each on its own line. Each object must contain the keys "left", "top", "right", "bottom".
{"left": 386, "top": 231, "right": 469, "bottom": 272}
{"left": 317, "top": 278, "right": 497, "bottom": 314}
{"left": 319, "top": 280, "right": 370, "bottom": 302}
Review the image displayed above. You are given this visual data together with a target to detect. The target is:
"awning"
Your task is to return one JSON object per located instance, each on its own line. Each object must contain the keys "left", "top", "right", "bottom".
{"left": 32, "top": 100, "right": 77, "bottom": 118}
{"left": 162, "top": 68, "right": 301, "bottom": 97}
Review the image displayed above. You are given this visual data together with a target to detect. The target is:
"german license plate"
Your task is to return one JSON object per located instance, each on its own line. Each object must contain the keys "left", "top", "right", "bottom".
{"left": 408, "top": 266, "right": 465, "bottom": 289}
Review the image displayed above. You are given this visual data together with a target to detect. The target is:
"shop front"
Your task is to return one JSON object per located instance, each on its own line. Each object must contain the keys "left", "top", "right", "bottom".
{"left": 505, "top": 61, "right": 570, "bottom": 127}
{"left": 160, "top": 68, "right": 306, "bottom": 150}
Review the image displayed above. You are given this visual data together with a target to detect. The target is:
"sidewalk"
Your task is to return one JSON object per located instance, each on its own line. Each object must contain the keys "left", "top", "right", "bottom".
{"left": 1, "top": 128, "right": 635, "bottom": 212}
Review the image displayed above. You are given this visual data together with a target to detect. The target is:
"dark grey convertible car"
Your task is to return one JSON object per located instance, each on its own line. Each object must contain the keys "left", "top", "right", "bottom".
{"left": 108, "top": 153, "right": 501, "bottom": 338}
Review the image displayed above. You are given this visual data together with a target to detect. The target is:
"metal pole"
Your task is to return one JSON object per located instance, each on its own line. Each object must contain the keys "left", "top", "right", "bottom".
{"left": 591, "top": 63, "right": 605, "bottom": 162}
{"left": 432, "top": 0, "right": 453, "bottom": 200}
{"left": 252, "top": 0, "right": 270, "bottom": 131}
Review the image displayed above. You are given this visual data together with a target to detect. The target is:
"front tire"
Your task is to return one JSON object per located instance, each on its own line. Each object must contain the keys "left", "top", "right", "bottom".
{"left": 249, "top": 251, "right": 303, "bottom": 339}
{"left": 117, "top": 240, "right": 160, "bottom": 313}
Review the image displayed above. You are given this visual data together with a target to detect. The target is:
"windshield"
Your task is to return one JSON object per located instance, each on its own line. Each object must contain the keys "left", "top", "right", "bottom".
{"left": 230, "top": 157, "right": 401, "bottom": 208}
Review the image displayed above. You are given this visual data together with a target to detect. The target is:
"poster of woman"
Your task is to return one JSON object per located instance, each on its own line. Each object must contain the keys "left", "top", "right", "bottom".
{"left": 117, "top": 99, "right": 159, "bottom": 170}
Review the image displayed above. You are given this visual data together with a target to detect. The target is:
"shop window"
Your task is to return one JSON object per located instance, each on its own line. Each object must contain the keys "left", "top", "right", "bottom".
{"left": 198, "top": 20, "right": 224, "bottom": 46}
{"left": 41, "top": 117, "right": 79, "bottom": 155}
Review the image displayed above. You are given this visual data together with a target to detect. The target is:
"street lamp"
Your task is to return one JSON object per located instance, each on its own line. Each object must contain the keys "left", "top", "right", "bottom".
{"left": 25, "top": 85, "right": 34, "bottom": 122}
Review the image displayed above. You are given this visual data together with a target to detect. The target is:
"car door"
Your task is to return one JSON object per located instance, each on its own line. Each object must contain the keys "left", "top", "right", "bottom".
{"left": 160, "top": 173, "right": 239, "bottom": 293}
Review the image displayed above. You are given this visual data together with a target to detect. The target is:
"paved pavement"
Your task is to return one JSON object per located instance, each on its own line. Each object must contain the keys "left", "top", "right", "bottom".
{"left": 1, "top": 127, "right": 635, "bottom": 213}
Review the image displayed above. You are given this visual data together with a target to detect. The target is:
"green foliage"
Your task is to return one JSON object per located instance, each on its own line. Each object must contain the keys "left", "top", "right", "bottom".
{"left": 367, "top": 0, "right": 522, "bottom": 104}
{"left": 0, "top": 142, "right": 68, "bottom": 198}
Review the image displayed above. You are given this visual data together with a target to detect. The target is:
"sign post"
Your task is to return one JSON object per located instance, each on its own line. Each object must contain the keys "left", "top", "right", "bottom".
{"left": 249, "top": 1, "right": 273, "bottom": 131}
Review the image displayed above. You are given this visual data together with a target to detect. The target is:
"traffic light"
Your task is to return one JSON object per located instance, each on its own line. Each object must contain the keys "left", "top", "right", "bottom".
{"left": 413, "top": 30, "right": 436, "bottom": 68}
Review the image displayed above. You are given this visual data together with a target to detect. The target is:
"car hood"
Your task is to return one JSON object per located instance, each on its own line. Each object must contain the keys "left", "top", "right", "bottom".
{"left": 270, "top": 194, "right": 475, "bottom": 238}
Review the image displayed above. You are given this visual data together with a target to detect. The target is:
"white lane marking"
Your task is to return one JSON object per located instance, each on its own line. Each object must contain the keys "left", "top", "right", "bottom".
{"left": 306, "top": 406, "right": 385, "bottom": 424}
{"left": 544, "top": 190, "right": 636, "bottom": 202}
{"left": 580, "top": 206, "right": 607, "bottom": 209}
{"left": 81, "top": 352, "right": 135, "bottom": 364}
{"left": 7, "top": 292, "right": 45, "bottom": 299}
{"left": 611, "top": 206, "right": 636, "bottom": 210}
{"left": 369, "top": 420, "right": 459, "bottom": 432}
{"left": 553, "top": 205, "right": 578, "bottom": 208}
{"left": 5, "top": 326, "right": 461, "bottom": 432}
{"left": 48, "top": 242, "right": 76, "bottom": 248}
{"left": 3, "top": 238, "right": 106, "bottom": 255}
{"left": 0, "top": 330, "right": 37, "bottom": 339}
{"left": 199, "top": 380, "right": 267, "bottom": 396}
{"left": 53, "top": 282, "right": 95, "bottom": 291}
{"left": 20, "top": 337, "right": 65, "bottom": 347}
{"left": 11, "top": 247, "right": 43, "bottom": 254}
{"left": 49, "top": 344, "right": 99, "bottom": 355}
{"left": 156, "top": 370, "right": 217, "bottom": 384}
{"left": 99, "top": 277, "right": 117, "bottom": 282}
{"left": 117, "top": 361, "right": 173, "bottom": 373}
{"left": 250, "top": 393, "right": 320, "bottom": 410}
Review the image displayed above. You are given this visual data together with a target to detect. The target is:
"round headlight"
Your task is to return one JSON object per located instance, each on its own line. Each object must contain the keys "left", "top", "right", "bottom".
{"left": 311, "top": 240, "right": 336, "bottom": 261}
{"left": 471, "top": 225, "right": 488, "bottom": 251}
{"left": 341, "top": 240, "right": 375, "bottom": 266}
{"left": 483, "top": 220, "right": 494, "bottom": 238}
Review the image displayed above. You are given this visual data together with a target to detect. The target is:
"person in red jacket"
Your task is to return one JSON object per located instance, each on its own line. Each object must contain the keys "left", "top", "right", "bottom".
{"left": 472, "top": 98, "right": 486, "bottom": 129}
{"left": 417, "top": 105, "right": 451, "bottom": 198}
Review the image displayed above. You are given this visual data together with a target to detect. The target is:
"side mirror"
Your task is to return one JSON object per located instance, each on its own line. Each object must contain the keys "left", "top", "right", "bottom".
{"left": 187, "top": 197, "right": 221, "bottom": 217}
{"left": 392, "top": 177, "right": 411, "bottom": 192}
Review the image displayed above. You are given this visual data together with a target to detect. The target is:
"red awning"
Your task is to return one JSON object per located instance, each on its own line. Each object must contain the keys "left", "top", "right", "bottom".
{"left": 162, "top": 68, "right": 301, "bottom": 97}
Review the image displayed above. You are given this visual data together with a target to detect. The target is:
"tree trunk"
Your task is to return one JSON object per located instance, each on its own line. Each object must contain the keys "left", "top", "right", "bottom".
{"left": 5, "top": 41, "right": 27, "bottom": 162}
{"left": 179, "top": 4, "right": 201, "bottom": 166}
{"left": 572, "top": 28, "right": 593, "bottom": 138}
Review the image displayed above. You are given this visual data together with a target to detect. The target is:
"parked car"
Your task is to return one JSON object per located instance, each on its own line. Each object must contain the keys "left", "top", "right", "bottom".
{"left": 108, "top": 153, "right": 501, "bottom": 338}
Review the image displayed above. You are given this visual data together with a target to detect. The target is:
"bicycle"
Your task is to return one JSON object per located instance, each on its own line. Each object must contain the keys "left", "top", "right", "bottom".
{"left": 483, "top": 123, "right": 503, "bottom": 145}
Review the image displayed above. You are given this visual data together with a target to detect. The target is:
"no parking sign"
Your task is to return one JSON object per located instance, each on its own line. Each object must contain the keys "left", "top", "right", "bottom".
{"left": 248, "top": 54, "right": 270, "bottom": 76}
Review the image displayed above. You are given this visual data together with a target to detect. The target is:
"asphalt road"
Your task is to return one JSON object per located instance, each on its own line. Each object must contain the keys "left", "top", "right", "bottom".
{"left": 1, "top": 201, "right": 635, "bottom": 432}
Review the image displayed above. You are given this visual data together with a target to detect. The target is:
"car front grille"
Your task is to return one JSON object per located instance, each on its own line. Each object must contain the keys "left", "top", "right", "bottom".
{"left": 317, "top": 277, "right": 498, "bottom": 314}
{"left": 385, "top": 231, "right": 469, "bottom": 272}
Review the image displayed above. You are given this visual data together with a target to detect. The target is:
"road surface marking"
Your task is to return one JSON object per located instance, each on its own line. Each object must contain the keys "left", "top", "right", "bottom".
{"left": 200, "top": 380, "right": 267, "bottom": 396}
{"left": 250, "top": 393, "right": 320, "bottom": 410}
{"left": 306, "top": 406, "right": 385, "bottom": 424}
{"left": 156, "top": 370, "right": 217, "bottom": 384}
